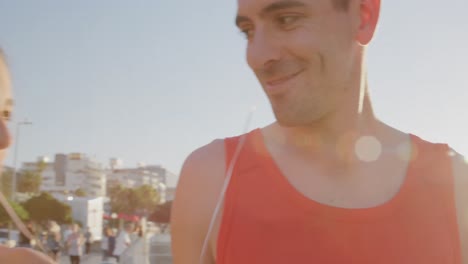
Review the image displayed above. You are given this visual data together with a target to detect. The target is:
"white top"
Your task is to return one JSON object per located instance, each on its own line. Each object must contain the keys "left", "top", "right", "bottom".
{"left": 101, "top": 236, "right": 108, "bottom": 250}
{"left": 63, "top": 229, "right": 72, "bottom": 242}
{"left": 113, "top": 231, "right": 130, "bottom": 256}
{"left": 67, "top": 233, "right": 83, "bottom": 256}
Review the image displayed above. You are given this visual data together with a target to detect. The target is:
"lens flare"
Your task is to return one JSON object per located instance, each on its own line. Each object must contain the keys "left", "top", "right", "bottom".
{"left": 354, "top": 136, "right": 382, "bottom": 162}
{"left": 396, "top": 140, "right": 413, "bottom": 161}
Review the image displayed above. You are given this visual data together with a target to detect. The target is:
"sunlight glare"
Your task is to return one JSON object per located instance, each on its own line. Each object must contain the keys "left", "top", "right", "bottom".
{"left": 355, "top": 136, "right": 382, "bottom": 162}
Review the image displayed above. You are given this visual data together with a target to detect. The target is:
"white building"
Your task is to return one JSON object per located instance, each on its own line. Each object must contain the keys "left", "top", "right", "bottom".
{"left": 21, "top": 153, "right": 106, "bottom": 198}
{"left": 62, "top": 196, "right": 104, "bottom": 241}
{"left": 107, "top": 162, "right": 176, "bottom": 203}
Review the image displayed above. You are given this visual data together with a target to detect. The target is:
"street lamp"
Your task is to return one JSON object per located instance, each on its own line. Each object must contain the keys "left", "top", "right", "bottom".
{"left": 11, "top": 120, "right": 32, "bottom": 200}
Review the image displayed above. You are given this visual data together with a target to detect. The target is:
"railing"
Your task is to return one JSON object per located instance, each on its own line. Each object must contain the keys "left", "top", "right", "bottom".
{"left": 120, "top": 234, "right": 152, "bottom": 264}
{"left": 148, "top": 233, "right": 173, "bottom": 264}
{"left": 115, "top": 226, "right": 172, "bottom": 264}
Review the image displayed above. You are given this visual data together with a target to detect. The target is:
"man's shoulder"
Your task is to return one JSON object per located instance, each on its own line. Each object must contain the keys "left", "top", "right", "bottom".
{"left": 450, "top": 149, "right": 468, "bottom": 209}
{"left": 450, "top": 149, "right": 468, "bottom": 210}
{"left": 408, "top": 133, "right": 449, "bottom": 150}
{"left": 450, "top": 149, "right": 468, "bottom": 263}
{"left": 185, "top": 138, "right": 226, "bottom": 169}
{"left": 175, "top": 138, "right": 227, "bottom": 198}
{"left": 451, "top": 148, "right": 468, "bottom": 179}
{"left": 176, "top": 130, "right": 255, "bottom": 194}
{"left": 171, "top": 137, "right": 235, "bottom": 263}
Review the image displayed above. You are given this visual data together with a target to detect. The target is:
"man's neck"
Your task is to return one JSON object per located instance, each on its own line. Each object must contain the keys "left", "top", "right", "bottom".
{"left": 265, "top": 93, "right": 383, "bottom": 167}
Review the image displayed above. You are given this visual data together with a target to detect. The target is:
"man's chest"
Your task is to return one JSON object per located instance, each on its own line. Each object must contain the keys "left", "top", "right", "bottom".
{"left": 271, "top": 153, "right": 409, "bottom": 209}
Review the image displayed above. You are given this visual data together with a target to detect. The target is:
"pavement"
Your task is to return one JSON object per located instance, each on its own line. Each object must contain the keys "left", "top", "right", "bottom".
{"left": 59, "top": 242, "right": 105, "bottom": 264}
{"left": 57, "top": 230, "right": 174, "bottom": 264}
{"left": 149, "top": 233, "right": 172, "bottom": 264}
{"left": 59, "top": 252, "right": 104, "bottom": 264}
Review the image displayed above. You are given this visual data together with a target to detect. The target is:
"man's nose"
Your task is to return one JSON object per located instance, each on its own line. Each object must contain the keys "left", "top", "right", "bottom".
{"left": 246, "top": 28, "right": 283, "bottom": 72}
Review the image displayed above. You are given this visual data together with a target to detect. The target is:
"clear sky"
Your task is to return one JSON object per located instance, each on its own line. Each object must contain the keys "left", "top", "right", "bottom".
{"left": 0, "top": 0, "right": 467, "bottom": 187}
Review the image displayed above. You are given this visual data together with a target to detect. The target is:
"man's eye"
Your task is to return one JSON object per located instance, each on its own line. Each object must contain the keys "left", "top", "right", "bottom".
{"left": 240, "top": 28, "right": 254, "bottom": 39}
{"left": 277, "top": 15, "right": 300, "bottom": 26}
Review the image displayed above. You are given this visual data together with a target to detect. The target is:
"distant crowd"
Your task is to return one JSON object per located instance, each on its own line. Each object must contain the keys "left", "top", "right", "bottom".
{"left": 11, "top": 220, "right": 143, "bottom": 264}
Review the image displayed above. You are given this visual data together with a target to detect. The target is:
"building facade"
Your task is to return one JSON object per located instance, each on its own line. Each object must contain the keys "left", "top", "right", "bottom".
{"left": 21, "top": 153, "right": 106, "bottom": 198}
{"left": 106, "top": 163, "right": 176, "bottom": 203}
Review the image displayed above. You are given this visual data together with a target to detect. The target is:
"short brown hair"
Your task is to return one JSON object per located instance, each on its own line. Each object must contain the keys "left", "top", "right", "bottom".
{"left": 332, "top": 0, "right": 350, "bottom": 11}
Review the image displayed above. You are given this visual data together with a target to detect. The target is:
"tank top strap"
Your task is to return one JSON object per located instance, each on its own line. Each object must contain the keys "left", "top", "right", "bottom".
{"left": 410, "top": 134, "right": 453, "bottom": 186}
{"left": 223, "top": 128, "right": 264, "bottom": 177}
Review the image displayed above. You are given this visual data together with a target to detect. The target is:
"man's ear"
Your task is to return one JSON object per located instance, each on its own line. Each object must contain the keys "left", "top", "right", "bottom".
{"left": 356, "top": 0, "right": 381, "bottom": 45}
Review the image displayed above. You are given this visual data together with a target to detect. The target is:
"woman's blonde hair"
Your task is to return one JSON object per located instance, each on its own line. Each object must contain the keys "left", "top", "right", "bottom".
{"left": 0, "top": 49, "right": 12, "bottom": 111}
{"left": 0, "top": 49, "right": 10, "bottom": 85}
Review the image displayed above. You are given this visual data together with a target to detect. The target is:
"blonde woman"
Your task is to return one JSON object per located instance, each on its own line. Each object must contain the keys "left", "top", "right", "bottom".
{"left": 45, "top": 221, "right": 62, "bottom": 261}
{"left": 0, "top": 50, "right": 54, "bottom": 263}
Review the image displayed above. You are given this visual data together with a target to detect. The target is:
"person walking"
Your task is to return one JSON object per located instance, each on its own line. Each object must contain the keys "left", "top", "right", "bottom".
{"left": 84, "top": 227, "right": 93, "bottom": 255}
{"left": 45, "top": 221, "right": 61, "bottom": 262}
{"left": 66, "top": 224, "right": 83, "bottom": 264}
{"left": 112, "top": 223, "right": 133, "bottom": 263}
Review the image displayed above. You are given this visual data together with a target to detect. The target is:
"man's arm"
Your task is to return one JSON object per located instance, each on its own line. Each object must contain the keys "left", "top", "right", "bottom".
{"left": 171, "top": 139, "right": 226, "bottom": 264}
{"left": 125, "top": 233, "right": 131, "bottom": 246}
{"left": 452, "top": 151, "right": 468, "bottom": 264}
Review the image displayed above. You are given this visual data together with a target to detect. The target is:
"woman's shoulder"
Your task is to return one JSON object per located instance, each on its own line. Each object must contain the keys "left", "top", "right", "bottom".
{"left": 0, "top": 245, "right": 55, "bottom": 263}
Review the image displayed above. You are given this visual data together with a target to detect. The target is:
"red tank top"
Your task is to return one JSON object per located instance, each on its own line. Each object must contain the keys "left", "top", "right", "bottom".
{"left": 217, "top": 129, "right": 461, "bottom": 263}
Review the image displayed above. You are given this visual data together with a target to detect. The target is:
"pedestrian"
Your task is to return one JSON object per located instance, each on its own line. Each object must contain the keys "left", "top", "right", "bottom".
{"left": 107, "top": 228, "right": 116, "bottom": 261}
{"left": 84, "top": 226, "right": 93, "bottom": 255}
{"left": 66, "top": 224, "right": 83, "bottom": 264}
{"left": 45, "top": 221, "right": 62, "bottom": 262}
{"left": 112, "top": 223, "right": 133, "bottom": 263}
{"left": 101, "top": 226, "right": 115, "bottom": 261}
{"left": 133, "top": 224, "right": 143, "bottom": 239}
{"left": 63, "top": 224, "right": 73, "bottom": 244}
{"left": 171, "top": 0, "right": 468, "bottom": 263}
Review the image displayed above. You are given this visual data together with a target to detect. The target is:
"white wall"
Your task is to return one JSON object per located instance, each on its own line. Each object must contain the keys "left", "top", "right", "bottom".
{"left": 64, "top": 197, "right": 104, "bottom": 241}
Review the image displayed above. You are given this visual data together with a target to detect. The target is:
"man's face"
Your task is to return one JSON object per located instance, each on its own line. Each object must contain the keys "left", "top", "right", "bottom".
{"left": 126, "top": 225, "right": 134, "bottom": 233}
{"left": 236, "top": 0, "right": 361, "bottom": 126}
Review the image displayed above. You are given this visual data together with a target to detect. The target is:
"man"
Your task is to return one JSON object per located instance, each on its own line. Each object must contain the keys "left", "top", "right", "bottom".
{"left": 66, "top": 223, "right": 84, "bottom": 264}
{"left": 171, "top": 0, "right": 468, "bottom": 263}
{"left": 63, "top": 224, "right": 73, "bottom": 243}
{"left": 84, "top": 226, "right": 93, "bottom": 254}
{"left": 113, "top": 223, "right": 133, "bottom": 262}
{"left": 0, "top": 51, "right": 55, "bottom": 263}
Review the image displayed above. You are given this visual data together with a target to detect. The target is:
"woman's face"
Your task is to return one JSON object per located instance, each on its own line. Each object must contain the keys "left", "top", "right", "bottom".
{"left": 0, "top": 55, "right": 13, "bottom": 168}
